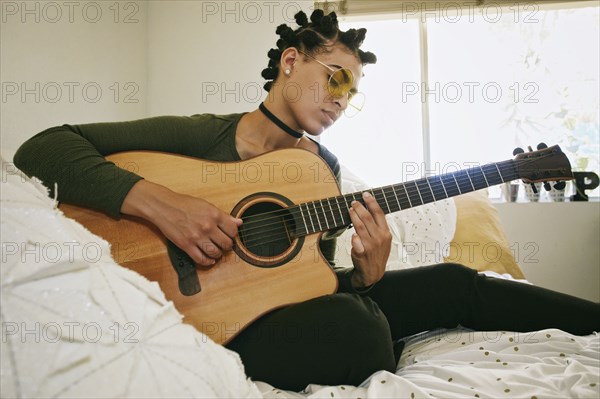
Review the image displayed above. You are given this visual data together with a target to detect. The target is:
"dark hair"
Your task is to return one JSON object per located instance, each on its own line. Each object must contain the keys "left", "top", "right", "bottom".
{"left": 261, "top": 9, "right": 377, "bottom": 91}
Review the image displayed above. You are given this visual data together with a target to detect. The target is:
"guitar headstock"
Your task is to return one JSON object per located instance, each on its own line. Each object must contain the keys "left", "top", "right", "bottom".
{"left": 513, "top": 144, "right": 573, "bottom": 184}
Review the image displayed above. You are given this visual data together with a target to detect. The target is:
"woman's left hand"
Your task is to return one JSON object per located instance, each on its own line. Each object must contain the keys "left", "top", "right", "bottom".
{"left": 349, "top": 191, "right": 392, "bottom": 288}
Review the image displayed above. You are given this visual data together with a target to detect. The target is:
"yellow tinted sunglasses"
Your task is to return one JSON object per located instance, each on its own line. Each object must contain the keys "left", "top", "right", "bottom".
{"left": 298, "top": 50, "right": 365, "bottom": 117}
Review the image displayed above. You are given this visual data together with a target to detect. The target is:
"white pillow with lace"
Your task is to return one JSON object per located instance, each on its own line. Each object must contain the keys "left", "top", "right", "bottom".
{"left": 335, "top": 165, "right": 457, "bottom": 270}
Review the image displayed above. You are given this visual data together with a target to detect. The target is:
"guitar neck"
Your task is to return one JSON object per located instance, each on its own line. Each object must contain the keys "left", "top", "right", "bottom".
{"left": 292, "top": 159, "right": 518, "bottom": 236}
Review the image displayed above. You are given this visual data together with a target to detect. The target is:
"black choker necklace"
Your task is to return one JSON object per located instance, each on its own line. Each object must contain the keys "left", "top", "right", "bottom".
{"left": 259, "top": 103, "right": 304, "bottom": 139}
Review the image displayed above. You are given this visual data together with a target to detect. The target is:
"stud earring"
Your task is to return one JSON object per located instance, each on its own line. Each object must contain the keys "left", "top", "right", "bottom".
{"left": 285, "top": 69, "right": 291, "bottom": 75}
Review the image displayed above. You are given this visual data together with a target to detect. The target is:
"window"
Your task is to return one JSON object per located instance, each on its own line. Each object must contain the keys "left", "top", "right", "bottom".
{"left": 320, "top": 17, "right": 424, "bottom": 187}
{"left": 320, "top": 3, "right": 599, "bottom": 199}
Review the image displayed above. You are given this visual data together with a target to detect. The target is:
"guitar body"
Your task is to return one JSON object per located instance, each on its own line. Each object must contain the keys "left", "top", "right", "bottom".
{"left": 59, "top": 143, "right": 573, "bottom": 344}
{"left": 60, "top": 149, "right": 340, "bottom": 344}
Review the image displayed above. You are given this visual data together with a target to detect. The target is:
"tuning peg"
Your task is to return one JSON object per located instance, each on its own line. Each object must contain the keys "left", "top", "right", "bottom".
{"left": 553, "top": 181, "right": 566, "bottom": 190}
{"left": 537, "top": 142, "right": 548, "bottom": 150}
{"left": 530, "top": 183, "right": 538, "bottom": 194}
{"left": 513, "top": 147, "right": 525, "bottom": 156}
{"left": 543, "top": 182, "right": 552, "bottom": 191}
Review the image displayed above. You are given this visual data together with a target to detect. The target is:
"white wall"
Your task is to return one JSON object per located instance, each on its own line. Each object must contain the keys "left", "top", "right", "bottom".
{"left": 1, "top": 0, "right": 315, "bottom": 153}
{"left": 0, "top": 0, "right": 148, "bottom": 154}
{"left": 496, "top": 201, "right": 600, "bottom": 302}
{"left": 146, "top": 1, "right": 313, "bottom": 116}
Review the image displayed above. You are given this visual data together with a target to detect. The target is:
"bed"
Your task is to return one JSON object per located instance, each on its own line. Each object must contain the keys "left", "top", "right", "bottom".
{"left": 1, "top": 156, "right": 598, "bottom": 398}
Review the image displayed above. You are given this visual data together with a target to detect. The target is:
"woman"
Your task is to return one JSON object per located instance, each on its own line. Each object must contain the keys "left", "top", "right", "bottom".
{"left": 14, "top": 9, "right": 599, "bottom": 391}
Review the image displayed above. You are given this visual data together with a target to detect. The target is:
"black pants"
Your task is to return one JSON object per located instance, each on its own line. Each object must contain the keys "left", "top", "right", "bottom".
{"left": 226, "top": 263, "right": 600, "bottom": 391}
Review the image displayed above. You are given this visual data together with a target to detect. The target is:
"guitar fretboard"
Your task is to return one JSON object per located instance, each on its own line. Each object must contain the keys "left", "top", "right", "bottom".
{"left": 290, "top": 159, "right": 518, "bottom": 236}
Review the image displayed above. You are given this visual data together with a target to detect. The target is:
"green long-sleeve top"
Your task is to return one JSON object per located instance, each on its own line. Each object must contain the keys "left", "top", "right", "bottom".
{"left": 14, "top": 112, "right": 343, "bottom": 267}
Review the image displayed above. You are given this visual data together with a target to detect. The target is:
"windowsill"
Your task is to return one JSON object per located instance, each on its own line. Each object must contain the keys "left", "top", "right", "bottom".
{"left": 489, "top": 197, "right": 600, "bottom": 204}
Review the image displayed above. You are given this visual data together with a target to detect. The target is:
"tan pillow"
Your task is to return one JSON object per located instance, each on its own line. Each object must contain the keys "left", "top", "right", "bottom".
{"left": 445, "top": 190, "right": 526, "bottom": 279}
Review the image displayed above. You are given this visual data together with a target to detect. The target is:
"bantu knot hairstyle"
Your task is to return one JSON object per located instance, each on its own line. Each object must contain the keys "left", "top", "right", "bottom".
{"left": 261, "top": 9, "right": 377, "bottom": 92}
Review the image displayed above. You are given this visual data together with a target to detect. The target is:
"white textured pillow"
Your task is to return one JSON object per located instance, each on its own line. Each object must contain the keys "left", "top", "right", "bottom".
{"left": 0, "top": 158, "right": 260, "bottom": 398}
{"left": 335, "top": 165, "right": 457, "bottom": 270}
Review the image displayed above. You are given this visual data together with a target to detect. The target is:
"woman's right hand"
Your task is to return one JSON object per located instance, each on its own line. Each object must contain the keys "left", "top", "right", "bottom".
{"left": 121, "top": 180, "right": 243, "bottom": 266}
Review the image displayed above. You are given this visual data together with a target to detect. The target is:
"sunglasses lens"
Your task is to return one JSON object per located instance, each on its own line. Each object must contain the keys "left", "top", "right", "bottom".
{"left": 345, "top": 92, "right": 365, "bottom": 118}
{"left": 328, "top": 69, "right": 354, "bottom": 97}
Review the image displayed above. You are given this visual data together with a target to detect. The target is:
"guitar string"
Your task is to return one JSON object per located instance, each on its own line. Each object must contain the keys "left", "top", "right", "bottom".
{"left": 233, "top": 155, "right": 564, "bottom": 244}
{"left": 246, "top": 187, "right": 563, "bottom": 250}
{"left": 236, "top": 157, "right": 556, "bottom": 246}
{"left": 236, "top": 184, "right": 537, "bottom": 249}
{"left": 236, "top": 152, "right": 562, "bottom": 232}
{"left": 236, "top": 161, "right": 515, "bottom": 233}
{"left": 236, "top": 156, "right": 560, "bottom": 247}
{"left": 238, "top": 173, "right": 479, "bottom": 248}
{"left": 239, "top": 185, "right": 561, "bottom": 248}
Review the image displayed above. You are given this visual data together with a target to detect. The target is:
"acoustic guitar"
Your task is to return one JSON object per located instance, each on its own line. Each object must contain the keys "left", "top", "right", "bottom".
{"left": 60, "top": 145, "right": 573, "bottom": 344}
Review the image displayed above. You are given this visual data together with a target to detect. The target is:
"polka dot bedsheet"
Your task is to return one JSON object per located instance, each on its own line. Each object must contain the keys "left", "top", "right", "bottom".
{"left": 257, "top": 327, "right": 600, "bottom": 398}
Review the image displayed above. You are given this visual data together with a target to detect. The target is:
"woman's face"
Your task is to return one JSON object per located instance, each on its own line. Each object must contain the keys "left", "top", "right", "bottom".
{"left": 284, "top": 46, "right": 363, "bottom": 136}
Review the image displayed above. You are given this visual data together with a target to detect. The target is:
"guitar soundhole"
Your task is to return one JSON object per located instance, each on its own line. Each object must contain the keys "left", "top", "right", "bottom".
{"left": 238, "top": 201, "right": 296, "bottom": 260}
